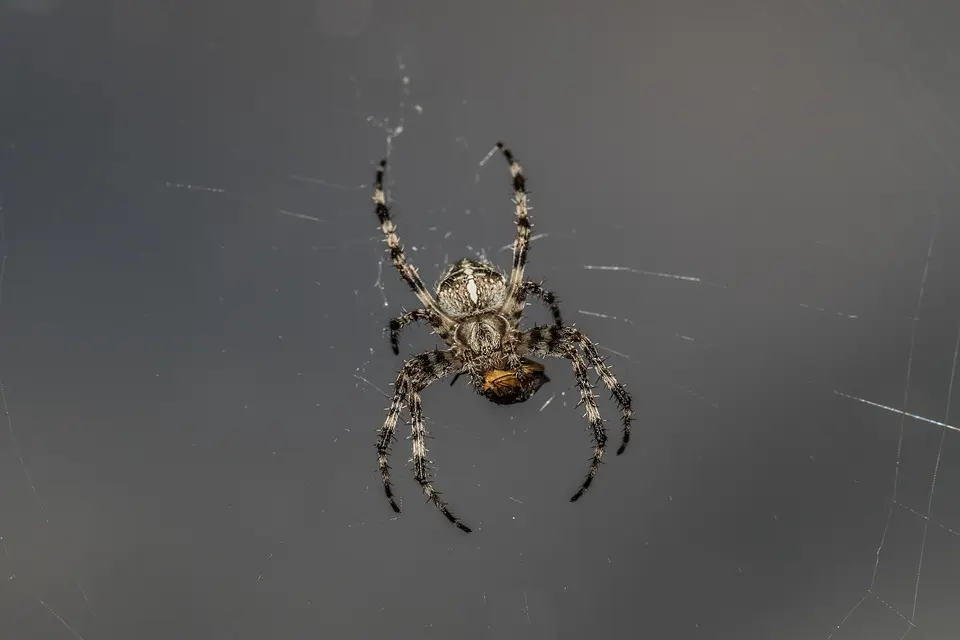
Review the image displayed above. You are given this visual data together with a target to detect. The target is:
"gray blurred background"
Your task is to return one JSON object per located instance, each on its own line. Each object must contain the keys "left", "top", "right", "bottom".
{"left": 2, "top": 1, "right": 959, "bottom": 638}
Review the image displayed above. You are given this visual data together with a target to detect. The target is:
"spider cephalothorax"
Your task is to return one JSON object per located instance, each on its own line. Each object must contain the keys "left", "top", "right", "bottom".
{"left": 371, "top": 142, "right": 634, "bottom": 532}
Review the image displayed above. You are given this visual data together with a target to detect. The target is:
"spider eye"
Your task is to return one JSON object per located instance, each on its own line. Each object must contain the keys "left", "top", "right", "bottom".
{"left": 479, "top": 360, "right": 549, "bottom": 405}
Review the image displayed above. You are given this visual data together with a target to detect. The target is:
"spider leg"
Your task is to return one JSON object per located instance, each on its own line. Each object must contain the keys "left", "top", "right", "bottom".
{"left": 408, "top": 382, "right": 472, "bottom": 532}
{"left": 388, "top": 308, "right": 446, "bottom": 355}
{"left": 375, "top": 350, "right": 469, "bottom": 530}
{"left": 573, "top": 330, "right": 633, "bottom": 455}
{"left": 512, "top": 281, "right": 563, "bottom": 326}
{"left": 520, "top": 325, "right": 634, "bottom": 499}
{"left": 374, "top": 160, "right": 453, "bottom": 323}
{"left": 565, "top": 347, "right": 607, "bottom": 500}
{"left": 496, "top": 143, "right": 533, "bottom": 318}
{"left": 376, "top": 382, "right": 406, "bottom": 514}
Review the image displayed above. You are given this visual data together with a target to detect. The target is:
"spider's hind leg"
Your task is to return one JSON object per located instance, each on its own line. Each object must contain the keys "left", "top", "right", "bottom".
{"left": 375, "top": 349, "right": 471, "bottom": 532}
{"left": 520, "top": 325, "right": 634, "bottom": 500}
{"left": 408, "top": 387, "right": 472, "bottom": 532}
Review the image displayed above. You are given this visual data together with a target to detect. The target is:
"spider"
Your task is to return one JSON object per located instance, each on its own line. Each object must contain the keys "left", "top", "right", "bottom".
{"left": 372, "top": 142, "right": 633, "bottom": 532}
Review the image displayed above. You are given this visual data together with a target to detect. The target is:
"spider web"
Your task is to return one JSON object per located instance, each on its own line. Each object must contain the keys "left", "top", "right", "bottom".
{"left": 808, "top": 4, "right": 960, "bottom": 638}
{"left": 2, "top": 1, "right": 960, "bottom": 638}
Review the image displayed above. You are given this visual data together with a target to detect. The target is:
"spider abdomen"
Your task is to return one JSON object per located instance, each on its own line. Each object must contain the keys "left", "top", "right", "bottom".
{"left": 436, "top": 258, "right": 507, "bottom": 314}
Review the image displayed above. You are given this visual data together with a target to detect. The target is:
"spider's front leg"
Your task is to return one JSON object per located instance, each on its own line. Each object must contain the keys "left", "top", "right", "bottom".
{"left": 373, "top": 160, "right": 453, "bottom": 324}
{"left": 496, "top": 143, "right": 534, "bottom": 318}
{"left": 493, "top": 146, "right": 561, "bottom": 326}
{"left": 375, "top": 349, "right": 471, "bottom": 532}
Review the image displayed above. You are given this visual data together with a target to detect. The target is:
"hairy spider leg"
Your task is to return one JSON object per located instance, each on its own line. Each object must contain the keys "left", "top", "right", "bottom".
{"left": 518, "top": 280, "right": 564, "bottom": 326}
{"left": 375, "top": 350, "right": 470, "bottom": 532}
{"left": 387, "top": 308, "right": 447, "bottom": 356}
{"left": 374, "top": 160, "right": 453, "bottom": 325}
{"left": 408, "top": 381, "right": 472, "bottom": 532}
{"left": 496, "top": 143, "right": 533, "bottom": 320}
{"left": 521, "top": 325, "right": 634, "bottom": 500}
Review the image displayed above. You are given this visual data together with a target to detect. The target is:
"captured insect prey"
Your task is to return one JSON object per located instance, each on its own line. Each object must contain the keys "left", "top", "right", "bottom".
{"left": 371, "top": 142, "right": 634, "bottom": 532}
{"left": 478, "top": 359, "right": 550, "bottom": 405}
